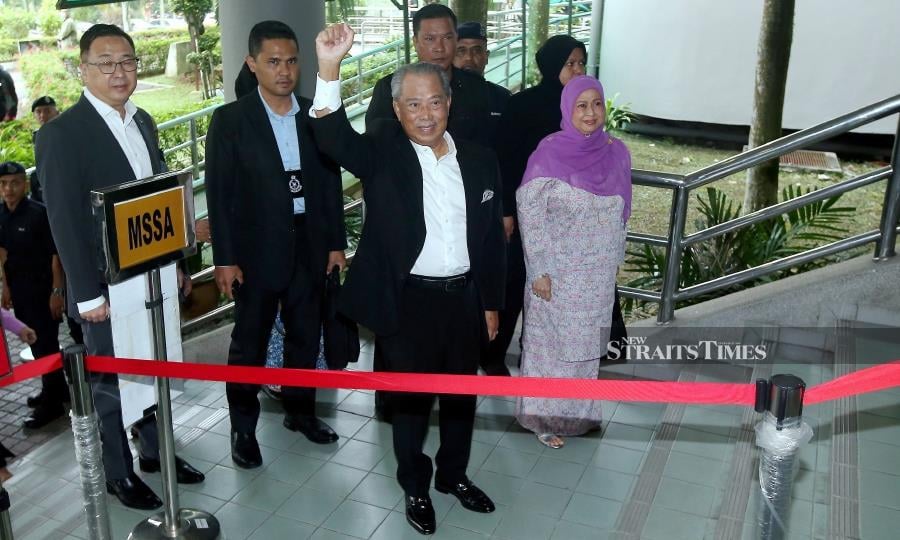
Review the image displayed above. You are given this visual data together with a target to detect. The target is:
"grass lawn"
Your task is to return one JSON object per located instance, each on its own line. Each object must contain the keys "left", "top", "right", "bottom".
{"left": 131, "top": 74, "right": 214, "bottom": 117}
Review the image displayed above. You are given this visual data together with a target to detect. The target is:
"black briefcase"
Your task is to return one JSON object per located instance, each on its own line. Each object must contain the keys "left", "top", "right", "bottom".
{"left": 322, "top": 267, "right": 360, "bottom": 370}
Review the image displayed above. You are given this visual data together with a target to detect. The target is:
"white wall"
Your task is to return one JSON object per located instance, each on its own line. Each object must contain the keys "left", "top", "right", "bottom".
{"left": 598, "top": 0, "right": 900, "bottom": 134}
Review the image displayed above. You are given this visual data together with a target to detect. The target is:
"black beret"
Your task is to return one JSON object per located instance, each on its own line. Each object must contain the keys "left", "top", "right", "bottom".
{"left": 457, "top": 22, "right": 486, "bottom": 41}
{"left": 31, "top": 96, "right": 56, "bottom": 112}
{"left": 0, "top": 161, "right": 26, "bottom": 176}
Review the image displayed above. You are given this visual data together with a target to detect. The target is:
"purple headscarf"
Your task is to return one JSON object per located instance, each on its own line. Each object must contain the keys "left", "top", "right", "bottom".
{"left": 520, "top": 75, "right": 632, "bottom": 223}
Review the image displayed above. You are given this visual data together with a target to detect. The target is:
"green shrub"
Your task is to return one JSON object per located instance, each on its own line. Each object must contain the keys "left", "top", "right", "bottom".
{"left": 38, "top": 8, "right": 62, "bottom": 37}
{"left": 137, "top": 38, "right": 180, "bottom": 76}
{"left": 156, "top": 99, "right": 221, "bottom": 172}
{"left": 0, "top": 39, "right": 18, "bottom": 61}
{"left": 0, "top": 8, "right": 35, "bottom": 40}
{"left": 18, "top": 51, "right": 83, "bottom": 109}
{"left": 0, "top": 120, "right": 36, "bottom": 168}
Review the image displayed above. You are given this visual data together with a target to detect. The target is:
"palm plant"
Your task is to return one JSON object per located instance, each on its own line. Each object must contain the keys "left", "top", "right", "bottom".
{"left": 622, "top": 185, "right": 855, "bottom": 315}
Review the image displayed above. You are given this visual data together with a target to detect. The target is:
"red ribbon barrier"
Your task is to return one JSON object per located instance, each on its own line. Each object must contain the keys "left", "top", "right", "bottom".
{"left": 805, "top": 360, "right": 900, "bottom": 405}
{"left": 0, "top": 353, "right": 62, "bottom": 388}
{"left": 85, "top": 355, "right": 758, "bottom": 405}
{"left": 2, "top": 352, "right": 898, "bottom": 407}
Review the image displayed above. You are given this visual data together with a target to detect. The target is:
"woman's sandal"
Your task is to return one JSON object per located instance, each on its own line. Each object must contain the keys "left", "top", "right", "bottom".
{"left": 537, "top": 433, "right": 565, "bottom": 449}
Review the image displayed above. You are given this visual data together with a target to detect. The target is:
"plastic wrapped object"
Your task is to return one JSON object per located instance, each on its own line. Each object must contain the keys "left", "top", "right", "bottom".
{"left": 71, "top": 412, "right": 112, "bottom": 540}
{"left": 755, "top": 412, "right": 813, "bottom": 540}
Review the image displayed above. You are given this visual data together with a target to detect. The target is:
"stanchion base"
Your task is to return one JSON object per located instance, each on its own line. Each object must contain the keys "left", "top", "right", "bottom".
{"left": 129, "top": 508, "right": 220, "bottom": 540}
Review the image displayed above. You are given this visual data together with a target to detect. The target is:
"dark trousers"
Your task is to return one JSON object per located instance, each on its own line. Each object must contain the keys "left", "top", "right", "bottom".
{"left": 378, "top": 279, "right": 482, "bottom": 497}
{"left": 226, "top": 222, "right": 322, "bottom": 433}
{"left": 10, "top": 282, "right": 66, "bottom": 407}
{"left": 483, "top": 231, "right": 526, "bottom": 373}
{"left": 81, "top": 317, "right": 158, "bottom": 481}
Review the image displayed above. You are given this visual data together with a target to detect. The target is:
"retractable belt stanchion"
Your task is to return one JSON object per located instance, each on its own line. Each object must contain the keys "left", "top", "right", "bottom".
{"left": 0, "top": 475, "right": 13, "bottom": 540}
{"left": 754, "top": 375, "right": 814, "bottom": 540}
{"left": 63, "top": 345, "right": 113, "bottom": 540}
{"left": 130, "top": 268, "right": 219, "bottom": 540}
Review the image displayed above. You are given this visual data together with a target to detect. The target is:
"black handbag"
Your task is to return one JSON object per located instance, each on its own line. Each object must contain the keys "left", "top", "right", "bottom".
{"left": 322, "top": 267, "right": 360, "bottom": 370}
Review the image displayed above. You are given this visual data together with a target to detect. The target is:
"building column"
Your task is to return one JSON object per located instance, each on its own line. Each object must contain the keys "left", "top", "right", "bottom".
{"left": 219, "top": 0, "right": 325, "bottom": 101}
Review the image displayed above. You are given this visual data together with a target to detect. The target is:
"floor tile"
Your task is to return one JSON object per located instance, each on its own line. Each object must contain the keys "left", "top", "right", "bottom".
{"left": 248, "top": 514, "right": 315, "bottom": 540}
{"left": 680, "top": 406, "right": 737, "bottom": 437}
{"left": 857, "top": 438, "right": 900, "bottom": 476}
{"left": 671, "top": 426, "right": 733, "bottom": 462}
{"left": 337, "top": 390, "right": 376, "bottom": 417}
{"left": 275, "top": 486, "right": 344, "bottom": 526}
{"left": 353, "top": 418, "right": 393, "bottom": 446}
{"left": 259, "top": 450, "right": 326, "bottom": 485}
{"left": 496, "top": 426, "right": 543, "bottom": 454}
{"left": 442, "top": 501, "right": 506, "bottom": 535}
{"left": 330, "top": 438, "right": 389, "bottom": 471}
{"left": 611, "top": 403, "right": 664, "bottom": 426}
{"left": 177, "top": 490, "right": 229, "bottom": 515}
{"left": 318, "top": 409, "right": 368, "bottom": 439}
{"left": 506, "top": 481, "right": 572, "bottom": 518}
{"left": 551, "top": 520, "right": 610, "bottom": 540}
{"left": 561, "top": 493, "right": 621, "bottom": 529}
{"left": 662, "top": 450, "right": 724, "bottom": 487}
{"left": 576, "top": 466, "right": 635, "bottom": 501}
{"left": 470, "top": 470, "right": 524, "bottom": 507}
{"left": 309, "top": 528, "right": 360, "bottom": 540}
{"left": 213, "top": 502, "right": 270, "bottom": 540}
{"left": 526, "top": 455, "right": 586, "bottom": 490}
{"left": 480, "top": 446, "right": 539, "bottom": 478}
{"left": 254, "top": 420, "right": 304, "bottom": 451}
{"left": 303, "top": 462, "right": 367, "bottom": 498}
{"left": 321, "top": 499, "right": 390, "bottom": 538}
{"left": 857, "top": 412, "right": 900, "bottom": 446}
{"left": 492, "top": 508, "right": 557, "bottom": 540}
{"left": 183, "top": 464, "right": 257, "bottom": 500}
{"left": 180, "top": 432, "right": 232, "bottom": 464}
{"left": 232, "top": 475, "right": 299, "bottom": 512}
{"left": 601, "top": 422, "right": 656, "bottom": 453}
{"left": 859, "top": 469, "right": 900, "bottom": 509}
{"left": 642, "top": 505, "right": 708, "bottom": 540}
{"left": 289, "top": 435, "right": 346, "bottom": 461}
{"left": 859, "top": 502, "right": 900, "bottom": 540}
{"left": 349, "top": 472, "right": 404, "bottom": 509}
{"left": 652, "top": 477, "right": 716, "bottom": 517}
{"left": 591, "top": 442, "right": 646, "bottom": 473}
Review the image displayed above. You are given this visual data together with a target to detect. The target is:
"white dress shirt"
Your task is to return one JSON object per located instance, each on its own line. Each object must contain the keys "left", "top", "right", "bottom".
{"left": 311, "top": 75, "right": 470, "bottom": 277}
{"left": 78, "top": 88, "right": 154, "bottom": 314}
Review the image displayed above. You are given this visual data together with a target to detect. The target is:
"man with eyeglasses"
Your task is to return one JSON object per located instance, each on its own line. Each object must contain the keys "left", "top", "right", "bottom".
{"left": 35, "top": 24, "right": 204, "bottom": 511}
{"left": 205, "top": 20, "right": 346, "bottom": 469}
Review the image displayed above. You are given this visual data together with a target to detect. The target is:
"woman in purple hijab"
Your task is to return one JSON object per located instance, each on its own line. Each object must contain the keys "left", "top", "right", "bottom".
{"left": 514, "top": 75, "right": 632, "bottom": 449}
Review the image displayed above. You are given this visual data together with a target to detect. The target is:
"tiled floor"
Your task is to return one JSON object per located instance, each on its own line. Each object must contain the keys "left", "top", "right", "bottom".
{"left": 2, "top": 329, "right": 900, "bottom": 539}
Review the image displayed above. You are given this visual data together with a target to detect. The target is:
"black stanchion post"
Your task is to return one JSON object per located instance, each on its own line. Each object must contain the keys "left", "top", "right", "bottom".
{"left": 130, "top": 268, "right": 219, "bottom": 540}
{"left": 755, "top": 374, "right": 813, "bottom": 540}
{"left": 63, "top": 345, "right": 113, "bottom": 540}
{"left": 0, "top": 475, "right": 13, "bottom": 540}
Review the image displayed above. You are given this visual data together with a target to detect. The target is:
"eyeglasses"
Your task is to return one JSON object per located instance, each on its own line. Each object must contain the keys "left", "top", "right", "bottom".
{"left": 85, "top": 58, "right": 141, "bottom": 74}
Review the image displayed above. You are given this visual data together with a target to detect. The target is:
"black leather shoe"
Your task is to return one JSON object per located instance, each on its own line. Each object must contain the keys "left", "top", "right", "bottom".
{"left": 435, "top": 480, "right": 495, "bottom": 513}
{"left": 26, "top": 391, "right": 45, "bottom": 408}
{"left": 139, "top": 456, "right": 205, "bottom": 484}
{"left": 231, "top": 431, "right": 262, "bottom": 469}
{"left": 106, "top": 474, "right": 163, "bottom": 510}
{"left": 283, "top": 415, "right": 339, "bottom": 444}
{"left": 22, "top": 404, "right": 65, "bottom": 429}
{"left": 405, "top": 495, "right": 436, "bottom": 535}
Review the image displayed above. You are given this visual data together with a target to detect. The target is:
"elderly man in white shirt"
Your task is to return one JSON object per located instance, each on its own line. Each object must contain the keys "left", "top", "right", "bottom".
{"left": 310, "top": 23, "right": 506, "bottom": 536}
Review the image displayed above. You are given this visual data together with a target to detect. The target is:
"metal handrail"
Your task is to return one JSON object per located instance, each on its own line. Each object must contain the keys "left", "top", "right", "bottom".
{"left": 618, "top": 95, "right": 900, "bottom": 323}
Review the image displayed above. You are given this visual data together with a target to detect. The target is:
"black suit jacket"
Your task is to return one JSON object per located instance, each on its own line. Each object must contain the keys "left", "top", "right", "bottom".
{"left": 35, "top": 94, "right": 165, "bottom": 307}
{"left": 310, "top": 107, "right": 506, "bottom": 337}
{"left": 205, "top": 91, "right": 346, "bottom": 290}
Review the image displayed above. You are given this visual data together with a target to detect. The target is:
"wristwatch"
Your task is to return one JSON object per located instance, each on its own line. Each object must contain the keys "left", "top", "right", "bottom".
{"left": 51, "top": 288, "right": 66, "bottom": 297}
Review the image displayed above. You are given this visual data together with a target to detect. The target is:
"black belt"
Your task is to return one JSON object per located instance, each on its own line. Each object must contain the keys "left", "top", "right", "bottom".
{"left": 406, "top": 272, "right": 471, "bottom": 291}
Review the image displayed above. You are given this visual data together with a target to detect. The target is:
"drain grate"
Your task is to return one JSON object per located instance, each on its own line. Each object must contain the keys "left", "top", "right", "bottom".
{"left": 742, "top": 147, "right": 842, "bottom": 173}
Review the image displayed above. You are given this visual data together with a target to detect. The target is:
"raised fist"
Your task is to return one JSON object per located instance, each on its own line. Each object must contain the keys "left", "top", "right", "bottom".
{"left": 315, "top": 23, "right": 355, "bottom": 63}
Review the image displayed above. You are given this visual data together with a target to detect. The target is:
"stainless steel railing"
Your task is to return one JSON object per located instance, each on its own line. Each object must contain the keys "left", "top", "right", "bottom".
{"left": 620, "top": 94, "right": 900, "bottom": 323}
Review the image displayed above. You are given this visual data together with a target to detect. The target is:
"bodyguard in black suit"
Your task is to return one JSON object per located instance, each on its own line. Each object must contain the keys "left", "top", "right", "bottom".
{"left": 205, "top": 21, "right": 347, "bottom": 469}
{"left": 312, "top": 24, "right": 505, "bottom": 536}
{"left": 36, "top": 24, "right": 203, "bottom": 510}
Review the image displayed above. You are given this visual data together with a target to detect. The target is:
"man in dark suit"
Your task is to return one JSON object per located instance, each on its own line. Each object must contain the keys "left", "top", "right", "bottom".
{"left": 365, "top": 4, "right": 499, "bottom": 149}
{"left": 205, "top": 20, "right": 347, "bottom": 469}
{"left": 312, "top": 24, "right": 505, "bottom": 536}
{"left": 36, "top": 24, "right": 204, "bottom": 511}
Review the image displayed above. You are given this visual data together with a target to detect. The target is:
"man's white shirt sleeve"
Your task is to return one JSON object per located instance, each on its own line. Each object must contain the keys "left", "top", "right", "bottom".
{"left": 309, "top": 74, "right": 343, "bottom": 117}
